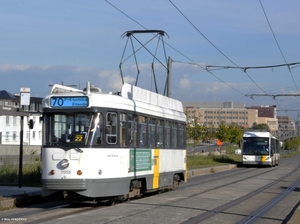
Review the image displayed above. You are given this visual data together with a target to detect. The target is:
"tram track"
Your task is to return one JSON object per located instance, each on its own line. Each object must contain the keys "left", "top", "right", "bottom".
{"left": 0, "top": 200, "right": 109, "bottom": 224}
{"left": 237, "top": 177, "right": 300, "bottom": 224}
{"left": 0, "top": 168, "right": 283, "bottom": 224}
{"left": 180, "top": 160, "right": 300, "bottom": 224}
{"left": 0, "top": 191, "right": 166, "bottom": 223}
{"left": 7, "top": 167, "right": 264, "bottom": 222}
{"left": 181, "top": 166, "right": 276, "bottom": 190}
{"left": 2, "top": 158, "right": 299, "bottom": 224}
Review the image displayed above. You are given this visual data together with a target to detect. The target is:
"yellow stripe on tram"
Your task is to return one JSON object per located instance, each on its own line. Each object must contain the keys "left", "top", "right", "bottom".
{"left": 185, "top": 149, "right": 188, "bottom": 182}
{"left": 153, "top": 149, "right": 160, "bottom": 189}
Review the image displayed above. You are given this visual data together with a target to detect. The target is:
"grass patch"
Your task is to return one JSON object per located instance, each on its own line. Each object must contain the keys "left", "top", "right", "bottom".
{"left": 0, "top": 158, "right": 41, "bottom": 186}
{"left": 281, "top": 149, "right": 299, "bottom": 158}
{"left": 187, "top": 147, "right": 299, "bottom": 170}
{"left": 187, "top": 153, "right": 242, "bottom": 170}
{"left": 187, "top": 144, "right": 242, "bottom": 170}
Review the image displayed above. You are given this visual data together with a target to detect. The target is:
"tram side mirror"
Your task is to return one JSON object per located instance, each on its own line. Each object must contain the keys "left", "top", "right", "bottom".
{"left": 29, "top": 119, "right": 34, "bottom": 129}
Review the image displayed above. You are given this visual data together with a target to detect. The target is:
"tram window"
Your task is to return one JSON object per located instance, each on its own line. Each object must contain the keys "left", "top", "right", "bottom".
{"left": 148, "top": 118, "right": 156, "bottom": 148}
{"left": 156, "top": 120, "right": 163, "bottom": 147}
{"left": 172, "top": 122, "right": 178, "bottom": 148}
{"left": 106, "top": 112, "right": 117, "bottom": 144}
{"left": 128, "top": 114, "right": 138, "bottom": 147}
{"left": 165, "top": 121, "right": 171, "bottom": 148}
{"left": 178, "top": 123, "right": 184, "bottom": 148}
{"left": 139, "top": 116, "right": 147, "bottom": 147}
{"left": 120, "top": 113, "right": 127, "bottom": 147}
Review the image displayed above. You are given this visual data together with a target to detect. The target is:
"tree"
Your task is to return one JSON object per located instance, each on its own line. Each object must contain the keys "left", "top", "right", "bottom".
{"left": 202, "top": 126, "right": 216, "bottom": 143}
{"left": 215, "top": 121, "right": 230, "bottom": 143}
{"left": 215, "top": 122, "right": 243, "bottom": 145}
{"left": 227, "top": 123, "right": 243, "bottom": 144}
{"left": 186, "top": 116, "right": 206, "bottom": 145}
{"left": 252, "top": 122, "right": 269, "bottom": 131}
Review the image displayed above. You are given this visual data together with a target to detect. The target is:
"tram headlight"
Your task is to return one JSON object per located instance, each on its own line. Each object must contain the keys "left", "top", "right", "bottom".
{"left": 77, "top": 170, "right": 83, "bottom": 175}
{"left": 50, "top": 170, "right": 55, "bottom": 175}
{"left": 60, "top": 159, "right": 70, "bottom": 169}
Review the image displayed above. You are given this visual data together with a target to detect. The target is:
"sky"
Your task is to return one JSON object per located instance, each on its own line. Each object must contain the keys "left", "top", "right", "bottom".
{"left": 1, "top": 0, "right": 300, "bottom": 119}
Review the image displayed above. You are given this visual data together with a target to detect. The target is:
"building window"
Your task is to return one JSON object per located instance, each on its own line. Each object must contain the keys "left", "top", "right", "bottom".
{"left": 6, "top": 116, "right": 10, "bottom": 125}
{"left": 13, "top": 131, "right": 17, "bottom": 141}
{"left": 13, "top": 116, "right": 17, "bottom": 126}
{"left": 32, "top": 131, "right": 36, "bottom": 140}
{"left": 5, "top": 132, "right": 9, "bottom": 141}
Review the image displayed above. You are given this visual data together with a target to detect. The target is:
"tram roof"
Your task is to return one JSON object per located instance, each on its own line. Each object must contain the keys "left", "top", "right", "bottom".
{"left": 42, "top": 83, "right": 186, "bottom": 121}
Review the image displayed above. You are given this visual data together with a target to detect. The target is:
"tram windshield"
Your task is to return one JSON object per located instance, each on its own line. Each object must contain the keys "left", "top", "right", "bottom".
{"left": 242, "top": 137, "right": 270, "bottom": 155}
{"left": 43, "top": 112, "right": 104, "bottom": 146}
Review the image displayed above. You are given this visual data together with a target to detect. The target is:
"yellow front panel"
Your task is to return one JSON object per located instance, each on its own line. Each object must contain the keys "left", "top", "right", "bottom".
{"left": 261, "top": 155, "right": 267, "bottom": 162}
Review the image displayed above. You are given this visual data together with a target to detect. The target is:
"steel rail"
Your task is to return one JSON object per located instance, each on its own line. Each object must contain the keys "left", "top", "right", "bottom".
{"left": 181, "top": 162, "right": 300, "bottom": 224}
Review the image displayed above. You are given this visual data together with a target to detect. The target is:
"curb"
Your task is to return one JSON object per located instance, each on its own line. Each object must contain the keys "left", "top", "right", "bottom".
{"left": 188, "top": 164, "right": 238, "bottom": 178}
{"left": 0, "top": 193, "right": 44, "bottom": 211}
{"left": 0, "top": 198, "right": 15, "bottom": 211}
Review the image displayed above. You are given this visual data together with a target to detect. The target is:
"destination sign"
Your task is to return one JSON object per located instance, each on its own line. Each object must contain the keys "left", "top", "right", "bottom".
{"left": 50, "top": 96, "right": 89, "bottom": 108}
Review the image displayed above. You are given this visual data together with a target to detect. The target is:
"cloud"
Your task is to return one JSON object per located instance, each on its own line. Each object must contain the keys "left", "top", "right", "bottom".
{"left": 0, "top": 64, "right": 36, "bottom": 71}
{"left": 179, "top": 75, "right": 190, "bottom": 89}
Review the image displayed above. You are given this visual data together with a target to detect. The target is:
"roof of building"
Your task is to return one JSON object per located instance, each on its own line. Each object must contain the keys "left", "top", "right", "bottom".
{"left": 0, "top": 90, "right": 17, "bottom": 99}
{"left": 182, "top": 101, "right": 245, "bottom": 109}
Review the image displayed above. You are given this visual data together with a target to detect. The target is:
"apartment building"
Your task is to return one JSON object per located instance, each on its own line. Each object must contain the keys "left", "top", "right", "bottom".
{"left": 277, "top": 115, "right": 295, "bottom": 137}
{"left": 183, "top": 101, "right": 258, "bottom": 128}
{"left": 0, "top": 90, "right": 43, "bottom": 146}
{"left": 246, "top": 105, "right": 279, "bottom": 132}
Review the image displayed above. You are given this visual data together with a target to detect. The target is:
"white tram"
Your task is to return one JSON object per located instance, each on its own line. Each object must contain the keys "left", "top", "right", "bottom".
{"left": 242, "top": 131, "right": 280, "bottom": 167}
{"left": 41, "top": 82, "right": 187, "bottom": 201}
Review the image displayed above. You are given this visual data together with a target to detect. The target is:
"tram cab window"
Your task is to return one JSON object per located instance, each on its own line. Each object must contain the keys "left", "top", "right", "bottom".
{"left": 106, "top": 112, "right": 117, "bottom": 144}
{"left": 87, "top": 113, "right": 103, "bottom": 146}
{"left": 45, "top": 113, "right": 92, "bottom": 145}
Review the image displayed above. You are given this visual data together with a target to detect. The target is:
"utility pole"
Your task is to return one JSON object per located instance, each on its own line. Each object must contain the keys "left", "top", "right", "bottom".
{"left": 18, "top": 116, "right": 24, "bottom": 188}
{"left": 167, "top": 56, "right": 172, "bottom": 97}
{"left": 18, "top": 87, "right": 30, "bottom": 188}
